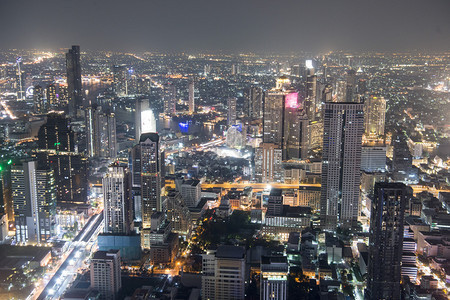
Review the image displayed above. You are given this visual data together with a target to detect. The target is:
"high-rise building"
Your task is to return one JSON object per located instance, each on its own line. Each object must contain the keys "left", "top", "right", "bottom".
{"left": 163, "top": 84, "right": 177, "bottom": 116}
{"left": 346, "top": 69, "right": 357, "bottom": 102}
{"left": 37, "top": 113, "right": 88, "bottom": 204}
{"left": 66, "top": 45, "right": 82, "bottom": 117}
{"left": 202, "top": 245, "right": 246, "bottom": 300}
{"left": 320, "top": 102, "right": 364, "bottom": 229}
{"left": 166, "top": 190, "right": 191, "bottom": 235}
{"left": 227, "top": 97, "right": 237, "bottom": 126}
{"left": 244, "top": 86, "right": 263, "bottom": 119}
{"left": 33, "top": 85, "right": 45, "bottom": 114}
{"left": 112, "top": 65, "right": 128, "bottom": 97}
{"left": 322, "top": 84, "right": 333, "bottom": 103}
{"left": 361, "top": 142, "right": 387, "bottom": 173}
{"left": 305, "top": 67, "right": 317, "bottom": 121}
{"left": 263, "top": 77, "right": 290, "bottom": 144}
{"left": 334, "top": 79, "right": 347, "bottom": 103}
{"left": 392, "top": 134, "right": 416, "bottom": 182}
{"left": 282, "top": 96, "right": 309, "bottom": 160}
{"left": 366, "top": 182, "right": 408, "bottom": 300}
{"left": 147, "top": 212, "right": 179, "bottom": 263}
{"left": 12, "top": 160, "right": 56, "bottom": 244}
{"left": 46, "top": 83, "right": 57, "bottom": 108}
{"left": 90, "top": 250, "right": 122, "bottom": 300}
{"left": 188, "top": 81, "right": 195, "bottom": 113}
{"left": 260, "top": 256, "right": 289, "bottom": 300}
{"left": 255, "top": 143, "right": 283, "bottom": 183}
{"left": 267, "top": 188, "right": 283, "bottom": 216}
{"left": 364, "top": 95, "right": 386, "bottom": 137}
{"left": 180, "top": 179, "right": 201, "bottom": 207}
{"left": 86, "top": 105, "right": 117, "bottom": 158}
{"left": 139, "top": 133, "right": 162, "bottom": 228}
{"left": 103, "top": 164, "right": 133, "bottom": 234}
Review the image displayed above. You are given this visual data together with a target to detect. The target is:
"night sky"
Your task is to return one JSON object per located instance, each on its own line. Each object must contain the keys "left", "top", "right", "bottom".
{"left": 0, "top": 0, "right": 449, "bottom": 52}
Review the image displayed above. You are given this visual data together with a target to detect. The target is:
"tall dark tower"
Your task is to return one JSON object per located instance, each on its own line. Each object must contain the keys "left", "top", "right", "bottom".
{"left": 37, "top": 113, "right": 87, "bottom": 205}
{"left": 66, "top": 45, "right": 82, "bottom": 117}
{"left": 367, "top": 182, "right": 409, "bottom": 300}
{"left": 320, "top": 102, "right": 364, "bottom": 229}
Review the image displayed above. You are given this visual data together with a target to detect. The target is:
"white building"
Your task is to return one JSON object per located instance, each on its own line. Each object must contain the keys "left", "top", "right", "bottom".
{"left": 90, "top": 250, "right": 122, "bottom": 300}
{"left": 260, "top": 256, "right": 289, "bottom": 300}
{"left": 202, "top": 245, "right": 246, "bottom": 300}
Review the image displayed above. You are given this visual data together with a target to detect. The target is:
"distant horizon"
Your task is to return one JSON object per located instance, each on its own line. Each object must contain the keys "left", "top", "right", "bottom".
{"left": 1, "top": 0, "right": 449, "bottom": 53}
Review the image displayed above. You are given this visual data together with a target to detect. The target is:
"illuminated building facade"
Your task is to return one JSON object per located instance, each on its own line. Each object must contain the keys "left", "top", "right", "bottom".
{"left": 66, "top": 45, "right": 82, "bottom": 117}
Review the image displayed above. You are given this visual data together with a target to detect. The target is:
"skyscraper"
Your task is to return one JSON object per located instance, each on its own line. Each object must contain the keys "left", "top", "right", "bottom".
{"left": 86, "top": 105, "right": 117, "bottom": 158}
{"left": 46, "top": 83, "right": 57, "bottom": 108}
{"left": 188, "top": 80, "right": 195, "bottom": 113}
{"left": 37, "top": 112, "right": 87, "bottom": 204}
{"left": 90, "top": 250, "right": 122, "bottom": 300}
{"left": 366, "top": 182, "right": 408, "bottom": 300}
{"left": 12, "top": 160, "right": 56, "bottom": 244}
{"left": 305, "top": 66, "right": 317, "bottom": 121}
{"left": 320, "top": 102, "right": 364, "bottom": 229}
{"left": 163, "top": 83, "right": 177, "bottom": 116}
{"left": 244, "top": 86, "right": 263, "bottom": 119}
{"left": 103, "top": 164, "right": 133, "bottom": 234}
{"left": 227, "top": 97, "right": 237, "bottom": 126}
{"left": 364, "top": 95, "right": 386, "bottom": 137}
{"left": 139, "top": 133, "right": 162, "bottom": 228}
{"left": 282, "top": 93, "right": 309, "bottom": 160}
{"left": 263, "top": 76, "right": 290, "bottom": 145}
{"left": 392, "top": 133, "right": 415, "bottom": 182}
{"left": 112, "top": 65, "right": 128, "bottom": 97}
{"left": 260, "top": 256, "right": 289, "bottom": 300}
{"left": 66, "top": 45, "right": 82, "bottom": 117}
{"left": 33, "top": 85, "right": 45, "bottom": 114}
{"left": 345, "top": 69, "right": 357, "bottom": 102}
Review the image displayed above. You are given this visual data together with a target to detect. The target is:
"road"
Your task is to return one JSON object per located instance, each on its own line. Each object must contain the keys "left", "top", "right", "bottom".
{"left": 35, "top": 212, "right": 104, "bottom": 300}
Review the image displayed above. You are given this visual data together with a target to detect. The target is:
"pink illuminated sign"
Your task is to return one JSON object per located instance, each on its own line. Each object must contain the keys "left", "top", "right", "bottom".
{"left": 285, "top": 92, "right": 298, "bottom": 108}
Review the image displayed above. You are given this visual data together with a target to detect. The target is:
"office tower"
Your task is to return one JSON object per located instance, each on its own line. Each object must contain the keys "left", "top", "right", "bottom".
{"left": 90, "top": 250, "right": 122, "bottom": 300}
{"left": 320, "top": 102, "right": 364, "bottom": 229}
{"left": 322, "top": 84, "right": 333, "bottom": 103}
{"left": 282, "top": 93, "right": 309, "bottom": 160}
{"left": 58, "top": 84, "right": 69, "bottom": 106}
{"left": 46, "top": 83, "right": 57, "bottom": 108}
{"left": 166, "top": 190, "right": 191, "bottom": 235}
{"left": 103, "top": 164, "right": 133, "bottom": 234}
{"left": 366, "top": 183, "right": 408, "bottom": 300}
{"left": 305, "top": 65, "right": 317, "bottom": 121}
{"left": 12, "top": 160, "right": 56, "bottom": 244}
{"left": 202, "top": 245, "right": 246, "bottom": 300}
{"left": 335, "top": 79, "right": 347, "bottom": 102}
{"left": 361, "top": 143, "right": 387, "bottom": 172}
{"left": 148, "top": 212, "right": 179, "bottom": 263}
{"left": 33, "top": 85, "right": 45, "bottom": 113}
{"left": 260, "top": 256, "right": 289, "bottom": 300}
{"left": 66, "top": 45, "right": 82, "bottom": 117}
{"left": 16, "top": 56, "right": 24, "bottom": 100}
{"left": 263, "top": 76, "right": 290, "bottom": 144}
{"left": 244, "top": 86, "right": 263, "bottom": 119}
{"left": 112, "top": 65, "right": 128, "bottom": 96}
{"left": 180, "top": 179, "right": 201, "bottom": 207}
{"left": 267, "top": 188, "right": 283, "bottom": 216}
{"left": 139, "top": 133, "right": 162, "bottom": 228}
{"left": 37, "top": 112, "right": 88, "bottom": 204}
{"left": 345, "top": 69, "right": 357, "bottom": 102}
{"left": 255, "top": 143, "right": 283, "bottom": 183}
{"left": 227, "top": 97, "right": 237, "bottom": 126}
{"left": 163, "top": 84, "right": 177, "bottom": 116}
{"left": 364, "top": 95, "right": 386, "bottom": 137}
{"left": 188, "top": 81, "right": 195, "bottom": 113}
{"left": 86, "top": 105, "right": 117, "bottom": 158}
